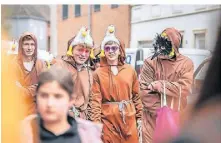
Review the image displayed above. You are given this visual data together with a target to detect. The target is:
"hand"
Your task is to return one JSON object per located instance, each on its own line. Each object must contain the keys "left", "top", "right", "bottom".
{"left": 148, "top": 83, "right": 154, "bottom": 91}
{"left": 148, "top": 81, "right": 162, "bottom": 91}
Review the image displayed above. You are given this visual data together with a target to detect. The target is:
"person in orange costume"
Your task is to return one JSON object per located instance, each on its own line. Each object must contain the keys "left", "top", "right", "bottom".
{"left": 52, "top": 27, "right": 94, "bottom": 120}
{"left": 89, "top": 25, "right": 142, "bottom": 143}
{"left": 139, "top": 28, "right": 194, "bottom": 143}
{"left": 11, "top": 32, "right": 46, "bottom": 116}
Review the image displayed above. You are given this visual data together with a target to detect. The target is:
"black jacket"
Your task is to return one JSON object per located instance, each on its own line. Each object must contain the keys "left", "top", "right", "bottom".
{"left": 37, "top": 116, "right": 81, "bottom": 143}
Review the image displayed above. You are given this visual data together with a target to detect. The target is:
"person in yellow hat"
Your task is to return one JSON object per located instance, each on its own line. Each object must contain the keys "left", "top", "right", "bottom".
{"left": 89, "top": 25, "right": 142, "bottom": 143}
{"left": 53, "top": 27, "right": 94, "bottom": 120}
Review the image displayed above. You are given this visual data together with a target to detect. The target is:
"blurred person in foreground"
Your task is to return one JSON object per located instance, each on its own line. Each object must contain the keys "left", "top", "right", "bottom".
{"left": 139, "top": 28, "right": 194, "bottom": 143}
{"left": 11, "top": 32, "right": 46, "bottom": 116}
{"left": 89, "top": 25, "right": 142, "bottom": 143}
{"left": 170, "top": 24, "right": 221, "bottom": 143}
{"left": 21, "top": 66, "right": 103, "bottom": 143}
{"left": 52, "top": 27, "right": 94, "bottom": 120}
{"left": 2, "top": 47, "right": 27, "bottom": 143}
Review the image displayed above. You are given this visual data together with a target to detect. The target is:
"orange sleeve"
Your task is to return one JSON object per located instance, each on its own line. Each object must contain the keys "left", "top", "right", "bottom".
{"left": 22, "top": 85, "right": 37, "bottom": 97}
{"left": 11, "top": 61, "right": 36, "bottom": 98}
{"left": 89, "top": 72, "right": 102, "bottom": 123}
{"left": 132, "top": 70, "right": 143, "bottom": 121}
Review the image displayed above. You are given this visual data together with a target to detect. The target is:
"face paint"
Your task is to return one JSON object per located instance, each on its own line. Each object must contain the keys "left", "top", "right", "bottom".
{"left": 151, "top": 33, "right": 173, "bottom": 60}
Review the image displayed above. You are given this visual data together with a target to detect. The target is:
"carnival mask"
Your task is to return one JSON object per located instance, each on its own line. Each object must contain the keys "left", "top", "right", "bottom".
{"left": 151, "top": 33, "right": 173, "bottom": 60}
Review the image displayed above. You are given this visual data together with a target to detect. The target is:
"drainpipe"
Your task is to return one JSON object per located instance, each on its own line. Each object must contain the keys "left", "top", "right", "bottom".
{"left": 50, "top": 4, "right": 57, "bottom": 57}
{"left": 88, "top": 5, "right": 92, "bottom": 30}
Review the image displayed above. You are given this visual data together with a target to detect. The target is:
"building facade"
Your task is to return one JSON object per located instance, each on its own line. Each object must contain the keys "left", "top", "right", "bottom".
{"left": 130, "top": 5, "right": 221, "bottom": 51}
{"left": 56, "top": 4, "right": 131, "bottom": 56}
{"left": 2, "top": 5, "right": 50, "bottom": 51}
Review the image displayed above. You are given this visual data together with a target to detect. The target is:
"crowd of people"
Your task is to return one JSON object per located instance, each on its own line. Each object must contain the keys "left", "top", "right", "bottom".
{"left": 3, "top": 23, "right": 220, "bottom": 143}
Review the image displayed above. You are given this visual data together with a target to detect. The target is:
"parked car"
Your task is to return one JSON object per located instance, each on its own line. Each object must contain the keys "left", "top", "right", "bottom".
{"left": 188, "top": 56, "right": 211, "bottom": 104}
{"left": 125, "top": 48, "right": 153, "bottom": 78}
{"left": 125, "top": 48, "right": 211, "bottom": 76}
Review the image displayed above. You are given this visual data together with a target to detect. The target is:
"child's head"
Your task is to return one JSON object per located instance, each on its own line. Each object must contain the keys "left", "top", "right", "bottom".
{"left": 36, "top": 67, "right": 73, "bottom": 123}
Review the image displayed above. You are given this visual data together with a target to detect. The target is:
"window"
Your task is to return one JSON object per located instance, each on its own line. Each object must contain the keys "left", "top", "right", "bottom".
{"left": 132, "top": 6, "right": 142, "bottom": 22}
{"left": 111, "top": 4, "right": 119, "bottom": 9}
{"left": 195, "top": 5, "right": 207, "bottom": 10}
{"left": 94, "top": 5, "right": 100, "bottom": 12}
{"left": 62, "top": 5, "right": 68, "bottom": 20}
{"left": 172, "top": 5, "right": 183, "bottom": 14}
{"left": 151, "top": 5, "right": 161, "bottom": 17}
{"left": 135, "top": 49, "right": 144, "bottom": 77}
{"left": 208, "top": 5, "right": 220, "bottom": 9}
{"left": 194, "top": 33, "right": 206, "bottom": 49}
{"left": 75, "top": 5, "right": 81, "bottom": 17}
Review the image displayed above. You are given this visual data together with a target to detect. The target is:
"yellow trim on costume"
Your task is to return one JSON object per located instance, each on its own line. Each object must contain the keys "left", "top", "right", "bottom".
{"left": 12, "top": 43, "right": 16, "bottom": 50}
{"left": 90, "top": 48, "right": 96, "bottom": 59}
{"left": 169, "top": 47, "right": 175, "bottom": 57}
{"left": 108, "top": 27, "right": 114, "bottom": 33}
{"left": 67, "top": 45, "right": 73, "bottom": 56}
{"left": 82, "top": 31, "right": 87, "bottom": 37}
{"left": 46, "top": 61, "right": 51, "bottom": 69}
{"left": 98, "top": 49, "right": 105, "bottom": 57}
{"left": 161, "top": 32, "right": 167, "bottom": 37}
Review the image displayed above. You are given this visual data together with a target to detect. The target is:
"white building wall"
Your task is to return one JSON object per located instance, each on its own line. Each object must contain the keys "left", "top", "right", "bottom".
{"left": 130, "top": 5, "right": 221, "bottom": 51}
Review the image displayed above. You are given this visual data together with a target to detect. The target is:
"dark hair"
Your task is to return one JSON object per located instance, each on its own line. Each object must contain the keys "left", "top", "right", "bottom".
{"left": 36, "top": 67, "right": 74, "bottom": 97}
{"left": 67, "top": 36, "right": 76, "bottom": 51}
{"left": 194, "top": 26, "right": 221, "bottom": 111}
{"left": 22, "top": 35, "right": 34, "bottom": 42}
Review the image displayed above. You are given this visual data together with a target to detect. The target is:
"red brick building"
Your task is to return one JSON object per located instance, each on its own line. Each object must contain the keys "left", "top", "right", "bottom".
{"left": 57, "top": 4, "right": 131, "bottom": 56}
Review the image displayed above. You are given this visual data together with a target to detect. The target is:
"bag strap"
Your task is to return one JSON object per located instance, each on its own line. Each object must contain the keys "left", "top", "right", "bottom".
{"left": 161, "top": 81, "right": 167, "bottom": 107}
{"left": 170, "top": 85, "right": 182, "bottom": 111}
{"left": 162, "top": 81, "right": 182, "bottom": 111}
{"left": 178, "top": 86, "right": 181, "bottom": 111}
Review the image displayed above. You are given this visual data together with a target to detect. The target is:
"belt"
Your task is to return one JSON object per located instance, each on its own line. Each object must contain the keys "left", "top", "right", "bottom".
{"left": 103, "top": 100, "right": 132, "bottom": 124}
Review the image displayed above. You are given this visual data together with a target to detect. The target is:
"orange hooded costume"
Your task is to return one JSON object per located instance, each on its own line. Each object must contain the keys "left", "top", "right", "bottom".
{"left": 11, "top": 32, "right": 46, "bottom": 116}
{"left": 139, "top": 28, "right": 194, "bottom": 143}
{"left": 52, "top": 27, "right": 94, "bottom": 120}
{"left": 89, "top": 25, "right": 142, "bottom": 143}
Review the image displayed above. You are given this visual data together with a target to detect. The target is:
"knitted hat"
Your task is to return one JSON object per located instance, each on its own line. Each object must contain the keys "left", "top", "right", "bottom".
{"left": 98, "top": 25, "right": 120, "bottom": 57}
{"left": 67, "top": 26, "right": 94, "bottom": 56}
